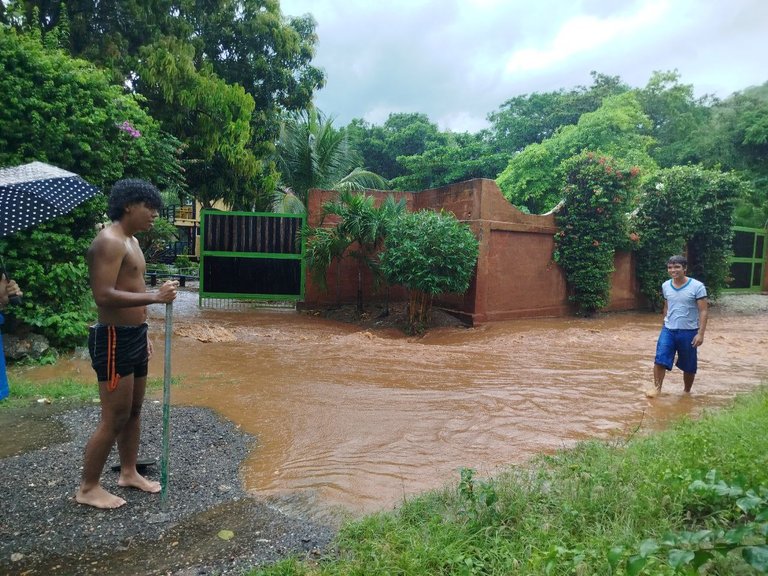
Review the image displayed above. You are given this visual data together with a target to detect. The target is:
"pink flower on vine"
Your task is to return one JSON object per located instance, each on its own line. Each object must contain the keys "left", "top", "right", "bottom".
{"left": 118, "top": 121, "right": 141, "bottom": 138}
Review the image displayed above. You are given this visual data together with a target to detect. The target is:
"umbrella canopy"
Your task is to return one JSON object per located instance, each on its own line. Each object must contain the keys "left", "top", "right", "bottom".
{"left": 0, "top": 161, "right": 101, "bottom": 237}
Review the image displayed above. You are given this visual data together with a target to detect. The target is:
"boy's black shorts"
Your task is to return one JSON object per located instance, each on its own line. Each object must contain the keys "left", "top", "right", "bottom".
{"left": 88, "top": 323, "right": 149, "bottom": 384}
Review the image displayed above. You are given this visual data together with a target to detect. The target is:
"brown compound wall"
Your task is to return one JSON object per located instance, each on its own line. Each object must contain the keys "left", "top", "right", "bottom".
{"left": 303, "top": 179, "right": 640, "bottom": 324}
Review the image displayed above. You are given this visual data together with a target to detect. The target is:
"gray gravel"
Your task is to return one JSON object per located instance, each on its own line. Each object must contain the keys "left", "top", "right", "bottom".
{"left": 0, "top": 402, "right": 335, "bottom": 575}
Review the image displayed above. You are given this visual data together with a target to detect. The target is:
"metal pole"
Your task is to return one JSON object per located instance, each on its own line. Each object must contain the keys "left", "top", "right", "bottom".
{"left": 160, "top": 302, "right": 173, "bottom": 510}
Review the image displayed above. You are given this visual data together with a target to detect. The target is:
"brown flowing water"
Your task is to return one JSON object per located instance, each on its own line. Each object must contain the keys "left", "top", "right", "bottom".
{"left": 14, "top": 291, "right": 768, "bottom": 522}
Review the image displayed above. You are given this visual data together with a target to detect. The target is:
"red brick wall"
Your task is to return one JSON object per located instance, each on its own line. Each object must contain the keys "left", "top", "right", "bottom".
{"left": 302, "top": 179, "right": 641, "bottom": 323}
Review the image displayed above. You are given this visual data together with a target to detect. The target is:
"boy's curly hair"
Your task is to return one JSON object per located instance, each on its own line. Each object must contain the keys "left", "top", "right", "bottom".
{"left": 107, "top": 179, "right": 163, "bottom": 221}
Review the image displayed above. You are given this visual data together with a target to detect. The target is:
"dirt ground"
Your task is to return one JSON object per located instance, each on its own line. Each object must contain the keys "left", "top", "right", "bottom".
{"left": 302, "top": 300, "right": 468, "bottom": 332}
{"left": 304, "top": 292, "right": 768, "bottom": 332}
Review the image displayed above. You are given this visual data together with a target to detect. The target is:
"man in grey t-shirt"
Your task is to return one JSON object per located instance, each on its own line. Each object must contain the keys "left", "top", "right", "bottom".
{"left": 646, "top": 255, "right": 708, "bottom": 398}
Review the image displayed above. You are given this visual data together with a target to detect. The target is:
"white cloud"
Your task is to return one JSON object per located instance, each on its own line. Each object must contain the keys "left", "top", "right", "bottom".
{"left": 505, "top": 1, "right": 670, "bottom": 74}
{"left": 280, "top": 0, "right": 768, "bottom": 132}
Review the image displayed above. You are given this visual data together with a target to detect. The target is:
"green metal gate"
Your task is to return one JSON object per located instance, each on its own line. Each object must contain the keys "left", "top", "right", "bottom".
{"left": 726, "top": 226, "right": 766, "bottom": 292}
{"left": 199, "top": 210, "right": 305, "bottom": 303}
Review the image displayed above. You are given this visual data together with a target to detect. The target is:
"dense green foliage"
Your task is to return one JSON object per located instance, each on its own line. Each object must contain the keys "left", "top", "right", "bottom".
{"left": 380, "top": 210, "right": 478, "bottom": 332}
{"left": 488, "top": 72, "right": 629, "bottom": 154}
{"left": 691, "top": 82, "right": 768, "bottom": 228}
{"left": 553, "top": 153, "right": 640, "bottom": 314}
{"left": 497, "top": 92, "right": 655, "bottom": 214}
{"left": 0, "top": 29, "right": 184, "bottom": 347}
{"left": 0, "top": 28, "right": 184, "bottom": 190}
{"left": 250, "top": 386, "right": 768, "bottom": 575}
{"left": 631, "top": 167, "right": 745, "bottom": 308}
{"left": 345, "top": 113, "right": 448, "bottom": 182}
{"left": 304, "top": 192, "right": 405, "bottom": 310}
{"left": 2, "top": 0, "right": 325, "bottom": 209}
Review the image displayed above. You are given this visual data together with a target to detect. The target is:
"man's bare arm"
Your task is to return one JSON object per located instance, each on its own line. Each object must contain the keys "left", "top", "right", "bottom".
{"left": 692, "top": 298, "right": 708, "bottom": 347}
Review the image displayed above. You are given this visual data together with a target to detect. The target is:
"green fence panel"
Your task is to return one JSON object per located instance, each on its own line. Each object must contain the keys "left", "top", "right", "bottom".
{"left": 199, "top": 210, "right": 305, "bottom": 302}
{"left": 726, "top": 226, "right": 766, "bottom": 292}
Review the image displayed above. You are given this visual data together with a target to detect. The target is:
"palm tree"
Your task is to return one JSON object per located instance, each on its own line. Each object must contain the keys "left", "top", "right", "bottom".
{"left": 272, "top": 109, "right": 388, "bottom": 213}
{"left": 305, "top": 191, "right": 406, "bottom": 311}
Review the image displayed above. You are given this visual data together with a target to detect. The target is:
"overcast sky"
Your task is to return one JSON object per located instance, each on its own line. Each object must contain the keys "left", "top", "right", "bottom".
{"left": 279, "top": 0, "right": 767, "bottom": 133}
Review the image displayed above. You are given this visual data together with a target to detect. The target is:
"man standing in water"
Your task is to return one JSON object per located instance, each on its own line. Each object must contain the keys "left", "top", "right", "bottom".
{"left": 646, "top": 255, "right": 708, "bottom": 398}
{"left": 76, "top": 179, "right": 178, "bottom": 509}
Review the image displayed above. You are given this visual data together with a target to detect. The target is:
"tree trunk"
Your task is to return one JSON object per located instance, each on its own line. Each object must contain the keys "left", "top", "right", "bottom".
{"left": 407, "top": 290, "right": 433, "bottom": 332}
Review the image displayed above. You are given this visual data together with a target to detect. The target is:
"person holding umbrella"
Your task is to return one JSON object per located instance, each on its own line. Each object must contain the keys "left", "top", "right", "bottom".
{"left": 1, "top": 160, "right": 101, "bottom": 402}
{"left": 77, "top": 179, "right": 178, "bottom": 509}
{"left": 0, "top": 272, "right": 23, "bottom": 401}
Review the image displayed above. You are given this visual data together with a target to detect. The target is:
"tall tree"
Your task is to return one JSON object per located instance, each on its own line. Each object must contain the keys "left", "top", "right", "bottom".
{"left": 496, "top": 92, "right": 657, "bottom": 213}
{"left": 346, "top": 113, "right": 447, "bottom": 183}
{"left": 692, "top": 82, "right": 768, "bottom": 227}
{"left": 487, "top": 72, "right": 629, "bottom": 154}
{"left": 391, "top": 131, "right": 507, "bottom": 191}
{"left": 3, "top": 0, "right": 325, "bottom": 208}
{"left": 635, "top": 70, "right": 713, "bottom": 168}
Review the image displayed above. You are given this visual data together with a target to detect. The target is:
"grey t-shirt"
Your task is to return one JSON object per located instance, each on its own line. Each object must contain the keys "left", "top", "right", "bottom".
{"left": 662, "top": 277, "right": 707, "bottom": 330}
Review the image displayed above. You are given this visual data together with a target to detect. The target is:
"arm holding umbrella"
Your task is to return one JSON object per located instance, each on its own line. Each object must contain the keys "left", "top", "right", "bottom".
{"left": 0, "top": 268, "right": 23, "bottom": 309}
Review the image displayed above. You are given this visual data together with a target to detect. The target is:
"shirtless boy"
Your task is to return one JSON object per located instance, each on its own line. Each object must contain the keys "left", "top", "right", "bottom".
{"left": 76, "top": 179, "right": 178, "bottom": 509}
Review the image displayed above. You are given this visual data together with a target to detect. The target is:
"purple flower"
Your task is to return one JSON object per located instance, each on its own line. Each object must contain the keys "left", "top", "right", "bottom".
{"left": 118, "top": 120, "right": 142, "bottom": 138}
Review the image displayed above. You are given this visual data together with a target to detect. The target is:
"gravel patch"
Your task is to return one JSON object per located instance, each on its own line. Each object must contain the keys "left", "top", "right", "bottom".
{"left": 0, "top": 402, "right": 335, "bottom": 575}
{"left": 711, "top": 292, "right": 768, "bottom": 315}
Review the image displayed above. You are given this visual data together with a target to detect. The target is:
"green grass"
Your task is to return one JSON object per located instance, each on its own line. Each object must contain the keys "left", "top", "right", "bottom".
{"left": 249, "top": 386, "right": 768, "bottom": 576}
{"left": 0, "top": 375, "right": 166, "bottom": 408}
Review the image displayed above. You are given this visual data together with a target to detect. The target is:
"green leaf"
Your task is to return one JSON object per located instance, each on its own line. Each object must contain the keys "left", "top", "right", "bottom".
{"left": 667, "top": 549, "right": 695, "bottom": 568}
{"left": 639, "top": 539, "right": 660, "bottom": 558}
{"left": 626, "top": 555, "right": 647, "bottom": 576}
{"left": 217, "top": 529, "right": 235, "bottom": 541}
{"left": 606, "top": 546, "right": 624, "bottom": 569}
{"left": 742, "top": 546, "right": 768, "bottom": 571}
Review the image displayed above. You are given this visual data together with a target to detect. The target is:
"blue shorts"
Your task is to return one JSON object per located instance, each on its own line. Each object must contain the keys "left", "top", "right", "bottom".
{"left": 654, "top": 326, "right": 699, "bottom": 374}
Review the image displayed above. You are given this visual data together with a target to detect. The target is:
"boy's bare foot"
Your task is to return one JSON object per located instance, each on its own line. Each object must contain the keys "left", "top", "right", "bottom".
{"left": 645, "top": 387, "right": 661, "bottom": 398}
{"left": 76, "top": 486, "right": 127, "bottom": 509}
{"left": 118, "top": 473, "right": 161, "bottom": 493}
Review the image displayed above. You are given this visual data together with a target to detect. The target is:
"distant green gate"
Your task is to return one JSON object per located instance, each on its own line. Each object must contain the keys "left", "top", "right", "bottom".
{"left": 726, "top": 226, "right": 766, "bottom": 292}
{"left": 199, "top": 210, "right": 305, "bottom": 303}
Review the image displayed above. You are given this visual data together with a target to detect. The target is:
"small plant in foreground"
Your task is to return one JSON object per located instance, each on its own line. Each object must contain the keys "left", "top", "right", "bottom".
{"left": 623, "top": 470, "right": 768, "bottom": 575}
{"left": 458, "top": 467, "right": 498, "bottom": 522}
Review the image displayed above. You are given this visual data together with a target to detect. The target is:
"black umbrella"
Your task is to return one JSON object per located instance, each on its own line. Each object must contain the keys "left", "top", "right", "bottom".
{"left": 0, "top": 161, "right": 100, "bottom": 237}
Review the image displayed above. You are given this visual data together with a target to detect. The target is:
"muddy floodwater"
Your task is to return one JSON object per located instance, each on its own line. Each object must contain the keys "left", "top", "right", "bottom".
{"left": 13, "top": 291, "right": 768, "bottom": 522}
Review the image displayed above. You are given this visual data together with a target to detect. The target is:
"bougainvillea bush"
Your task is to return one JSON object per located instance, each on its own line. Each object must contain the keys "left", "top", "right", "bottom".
{"left": 553, "top": 152, "right": 640, "bottom": 314}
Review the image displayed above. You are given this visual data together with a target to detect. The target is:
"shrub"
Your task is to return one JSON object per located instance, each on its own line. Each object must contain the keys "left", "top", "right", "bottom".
{"left": 631, "top": 166, "right": 744, "bottom": 308}
{"left": 380, "top": 209, "right": 478, "bottom": 332}
{"left": 553, "top": 152, "right": 640, "bottom": 314}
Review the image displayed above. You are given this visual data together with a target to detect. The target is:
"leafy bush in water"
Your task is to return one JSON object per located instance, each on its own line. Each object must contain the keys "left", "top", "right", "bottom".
{"left": 380, "top": 209, "right": 478, "bottom": 332}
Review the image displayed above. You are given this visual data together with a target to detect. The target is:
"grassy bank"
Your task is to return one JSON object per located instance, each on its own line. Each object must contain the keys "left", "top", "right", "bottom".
{"left": 252, "top": 387, "right": 768, "bottom": 576}
{"left": 0, "top": 375, "right": 166, "bottom": 408}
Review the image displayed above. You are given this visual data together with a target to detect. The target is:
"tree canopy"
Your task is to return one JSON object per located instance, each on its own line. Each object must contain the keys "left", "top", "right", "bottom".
{"left": 496, "top": 92, "right": 656, "bottom": 214}
{"left": 2, "top": 0, "right": 325, "bottom": 209}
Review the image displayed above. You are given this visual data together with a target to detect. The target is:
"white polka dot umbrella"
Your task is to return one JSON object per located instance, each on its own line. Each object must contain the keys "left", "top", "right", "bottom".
{"left": 0, "top": 161, "right": 101, "bottom": 237}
